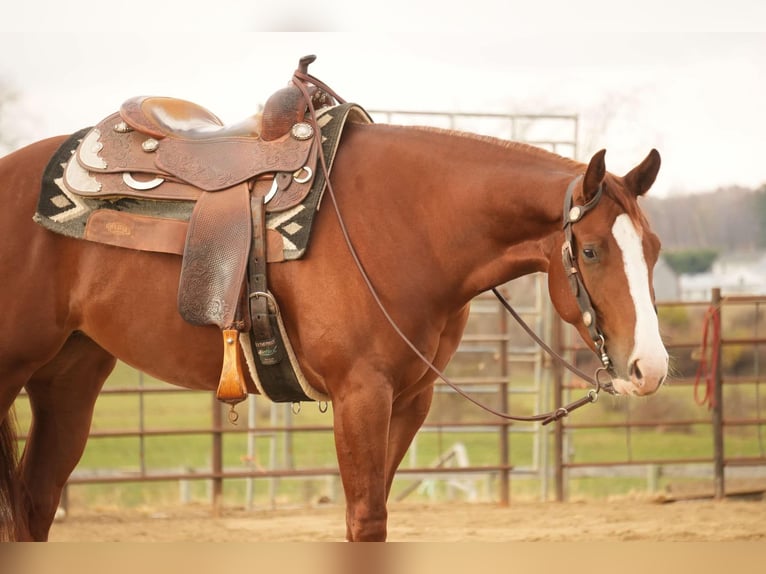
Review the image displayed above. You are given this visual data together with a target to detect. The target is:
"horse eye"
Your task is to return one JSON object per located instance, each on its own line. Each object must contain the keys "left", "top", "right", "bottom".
{"left": 582, "top": 247, "right": 598, "bottom": 261}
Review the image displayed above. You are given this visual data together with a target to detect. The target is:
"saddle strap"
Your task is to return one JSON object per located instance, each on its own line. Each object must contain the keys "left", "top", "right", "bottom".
{"left": 249, "top": 195, "right": 284, "bottom": 366}
{"left": 246, "top": 192, "right": 313, "bottom": 403}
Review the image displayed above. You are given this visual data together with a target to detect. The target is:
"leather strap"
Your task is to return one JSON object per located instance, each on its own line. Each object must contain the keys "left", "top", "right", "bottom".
{"left": 248, "top": 194, "right": 283, "bottom": 365}
{"left": 560, "top": 175, "right": 611, "bottom": 370}
{"left": 245, "top": 188, "right": 313, "bottom": 402}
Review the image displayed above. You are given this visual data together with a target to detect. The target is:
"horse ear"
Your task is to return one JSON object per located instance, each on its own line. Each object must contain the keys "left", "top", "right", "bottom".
{"left": 582, "top": 149, "right": 607, "bottom": 202}
{"left": 624, "top": 149, "right": 661, "bottom": 196}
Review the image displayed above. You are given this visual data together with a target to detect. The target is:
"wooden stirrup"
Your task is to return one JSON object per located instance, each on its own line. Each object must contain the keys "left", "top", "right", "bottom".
{"left": 216, "top": 329, "right": 248, "bottom": 406}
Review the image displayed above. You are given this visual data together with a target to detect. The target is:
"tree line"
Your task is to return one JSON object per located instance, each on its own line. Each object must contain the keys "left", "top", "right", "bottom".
{"left": 642, "top": 185, "right": 766, "bottom": 273}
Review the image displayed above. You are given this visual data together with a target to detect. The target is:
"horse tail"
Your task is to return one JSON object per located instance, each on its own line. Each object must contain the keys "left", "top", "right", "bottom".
{"left": 0, "top": 408, "right": 23, "bottom": 541}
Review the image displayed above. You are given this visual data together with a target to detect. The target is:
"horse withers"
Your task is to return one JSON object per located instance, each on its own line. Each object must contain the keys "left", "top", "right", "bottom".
{"left": 0, "top": 88, "right": 667, "bottom": 541}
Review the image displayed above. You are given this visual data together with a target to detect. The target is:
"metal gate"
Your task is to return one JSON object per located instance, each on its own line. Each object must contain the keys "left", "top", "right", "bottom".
{"left": 368, "top": 110, "right": 579, "bottom": 503}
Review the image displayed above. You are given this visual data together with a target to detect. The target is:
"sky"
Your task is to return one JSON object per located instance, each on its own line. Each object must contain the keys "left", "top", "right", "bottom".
{"left": 1, "top": 1, "right": 765, "bottom": 198}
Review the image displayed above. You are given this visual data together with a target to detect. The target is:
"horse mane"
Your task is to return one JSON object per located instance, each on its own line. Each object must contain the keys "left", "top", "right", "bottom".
{"left": 405, "top": 124, "right": 582, "bottom": 171}
{"left": 389, "top": 124, "right": 649, "bottom": 226}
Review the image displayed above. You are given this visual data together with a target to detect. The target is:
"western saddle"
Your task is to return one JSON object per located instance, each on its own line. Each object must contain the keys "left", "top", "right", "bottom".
{"left": 62, "top": 55, "right": 341, "bottom": 409}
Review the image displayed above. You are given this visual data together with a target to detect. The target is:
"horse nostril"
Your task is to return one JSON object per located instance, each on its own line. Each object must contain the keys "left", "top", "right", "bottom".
{"left": 630, "top": 360, "right": 643, "bottom": 380}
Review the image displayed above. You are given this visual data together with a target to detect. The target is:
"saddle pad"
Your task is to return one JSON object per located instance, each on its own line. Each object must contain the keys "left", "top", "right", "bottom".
{"left": 33, "top": 126, "right": 195, "bottom": 239}
{"left": 34, "top": 103, "right": 373, "bottom": 261}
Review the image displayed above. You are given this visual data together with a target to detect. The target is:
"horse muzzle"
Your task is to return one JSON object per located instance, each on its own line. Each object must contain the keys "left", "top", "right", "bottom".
{"left": 610, "top": 353, "right": 669, "bottom": 396}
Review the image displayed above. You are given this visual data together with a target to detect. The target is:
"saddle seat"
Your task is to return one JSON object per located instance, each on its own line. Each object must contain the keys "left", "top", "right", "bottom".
{"left": 118, "top": 55, "right": 331, "bottom": 146}
{"left": 120, "top": 96, "right": 263, "bottom": 141}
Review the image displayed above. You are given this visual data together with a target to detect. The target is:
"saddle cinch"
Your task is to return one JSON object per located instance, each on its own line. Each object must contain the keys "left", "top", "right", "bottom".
{"left": 61, "top": 55, "right": 335, "bottom": 409}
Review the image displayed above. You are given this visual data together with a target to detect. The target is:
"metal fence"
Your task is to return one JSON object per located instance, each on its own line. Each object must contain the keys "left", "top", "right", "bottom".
{"left": 553, "top": 288, "right": 766, "bottom": 501}
{"left": 15, "top": 285, "right": 764, "bottom": 515}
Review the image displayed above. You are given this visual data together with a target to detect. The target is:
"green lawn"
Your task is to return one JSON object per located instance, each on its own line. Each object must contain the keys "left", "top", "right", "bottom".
{"left": 10, "top": 292, "right": 766, "bottom": 510}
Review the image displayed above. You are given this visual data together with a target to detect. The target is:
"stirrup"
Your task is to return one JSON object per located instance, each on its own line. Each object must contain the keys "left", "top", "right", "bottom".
{"left": 216, "top": 329, "right": 248, "bottom": 408}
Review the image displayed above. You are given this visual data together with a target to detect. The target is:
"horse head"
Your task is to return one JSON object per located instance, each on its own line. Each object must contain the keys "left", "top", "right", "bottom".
{"left": 547, "top": 149, "right": 668, "bottom": 396}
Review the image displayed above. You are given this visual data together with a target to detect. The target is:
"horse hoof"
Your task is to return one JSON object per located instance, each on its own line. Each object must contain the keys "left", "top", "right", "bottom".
{"left": 54, "top": 506, "right": 67, "bottom": 522}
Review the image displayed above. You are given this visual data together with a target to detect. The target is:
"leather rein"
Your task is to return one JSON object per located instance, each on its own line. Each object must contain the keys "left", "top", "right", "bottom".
{"left": 292, "top": 64, "right": 615, "bottom": 425}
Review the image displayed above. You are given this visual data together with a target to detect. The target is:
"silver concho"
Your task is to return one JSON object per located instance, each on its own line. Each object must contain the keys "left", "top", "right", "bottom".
{"left": 569, "top": 206, "right": 582, "bottom": 222}
{"left": 141, "top": 138, "right": 160, "bottom": 152}
{"left": 113, "top": 121, "right": 133, "bottom": 133}
{"left": 291, "top": 122, "right": 314, "bottom": 141}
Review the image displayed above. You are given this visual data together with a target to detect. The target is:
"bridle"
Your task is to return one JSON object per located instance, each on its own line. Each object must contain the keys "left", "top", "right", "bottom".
{"left": 490, "top": 169, "right": 621, "bottom": 400}
{"left": 291, "top": 64, "right": 615, "bottom": 424}
{"left": 560, "top": 174, "right": 614, "bottom": 374}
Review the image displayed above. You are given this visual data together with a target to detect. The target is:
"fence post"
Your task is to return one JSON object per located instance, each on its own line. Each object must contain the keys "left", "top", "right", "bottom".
{"left": 711, "top": 287, "right": 725, "bottom": 499}
{"left": 211, "top": 396, "right": 223, "bottom": 516}
{"left": 498, "top": 291, "right": 510, "bottom": 506}
{"left": 552, "top": 316, "right": 565, "bottom": 502}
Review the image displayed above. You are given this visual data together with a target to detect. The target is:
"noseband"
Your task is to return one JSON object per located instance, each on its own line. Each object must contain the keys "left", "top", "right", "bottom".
{"left": 560, "top": 174, "right": 613, "bottom": 372}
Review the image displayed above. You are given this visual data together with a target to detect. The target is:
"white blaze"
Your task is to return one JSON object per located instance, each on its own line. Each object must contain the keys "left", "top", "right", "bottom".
{"left": 611, "top": 214, "right": 668, "bottom": 392}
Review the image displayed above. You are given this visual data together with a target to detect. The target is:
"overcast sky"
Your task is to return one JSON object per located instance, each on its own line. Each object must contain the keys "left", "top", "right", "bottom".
{"left": 1, "top": 1, "right": 764, "bottom": 198}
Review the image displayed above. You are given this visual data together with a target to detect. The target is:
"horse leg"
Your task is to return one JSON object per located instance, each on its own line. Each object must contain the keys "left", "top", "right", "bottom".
{"left": 331, "top": 367, "right": 394, "bottom": 542}
{"left": 1, "top": 336, "right": 75, "bottom": 541}
{"left": 383, "top": 308, "right": 470, "bottom": 501}
{"left": 18, "top": 332, "right": 116, "bottom": 541}
{"left": 0, "top": 365, "right": 31, "bottom": 541}
{"left": 0, "top": 409, "right": 22, "bottom": 541}
{"left": 384, "top": 385, "right": 435, "bottom": 500}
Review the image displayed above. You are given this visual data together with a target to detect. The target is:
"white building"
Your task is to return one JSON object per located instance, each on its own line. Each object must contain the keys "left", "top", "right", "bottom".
{"left": 678, "top": 252, "right": 766, "bottom": 301}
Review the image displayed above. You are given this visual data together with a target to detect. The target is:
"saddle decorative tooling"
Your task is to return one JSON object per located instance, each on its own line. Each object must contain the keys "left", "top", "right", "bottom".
{"left": 48, "top": 55, "right": 359, "bottom": 410}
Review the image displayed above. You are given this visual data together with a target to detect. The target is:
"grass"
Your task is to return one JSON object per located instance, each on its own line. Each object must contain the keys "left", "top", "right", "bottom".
{"left": 12, "top": 360, "right": 766, "bottom": 510}
{"left": 13, "top": 366, "right": 763, "bottom": 507}
{"left": 12, "top": 359, "right": 766, "bottom": 510}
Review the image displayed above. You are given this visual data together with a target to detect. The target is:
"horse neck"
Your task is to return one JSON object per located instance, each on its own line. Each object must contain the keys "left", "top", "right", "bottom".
{"left": 337, "top": 124, "right": 577, "bottom": 308}
{"left": 398, "top": 128, "right": 576, "bottom": 300}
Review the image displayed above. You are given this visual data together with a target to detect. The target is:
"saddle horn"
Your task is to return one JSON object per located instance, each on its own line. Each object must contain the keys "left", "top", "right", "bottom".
{"left": 298, "top": 54, "right": 317, "bottom": 74}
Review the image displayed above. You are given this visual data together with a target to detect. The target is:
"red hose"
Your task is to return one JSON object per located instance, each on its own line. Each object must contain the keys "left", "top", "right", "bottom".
{"left": 694, "top": 305, "right": 721, "bottom": 409}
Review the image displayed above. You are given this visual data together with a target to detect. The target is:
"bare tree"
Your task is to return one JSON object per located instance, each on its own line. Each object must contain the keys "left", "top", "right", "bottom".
{"left": 0, "top": 79, "right": 19, "bottom": 155}
{"left": 643, "top": 187, "right": 763, "bottom": 252}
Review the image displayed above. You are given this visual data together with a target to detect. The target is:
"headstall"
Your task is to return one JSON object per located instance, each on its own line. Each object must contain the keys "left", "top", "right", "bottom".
{"left": 560, "top": 174, "right": 613, "bottom": 372}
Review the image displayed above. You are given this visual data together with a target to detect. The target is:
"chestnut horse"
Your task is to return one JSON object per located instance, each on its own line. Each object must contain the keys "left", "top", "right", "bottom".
{"left": 0, "top": 118, "right": 667, "bottom": 541}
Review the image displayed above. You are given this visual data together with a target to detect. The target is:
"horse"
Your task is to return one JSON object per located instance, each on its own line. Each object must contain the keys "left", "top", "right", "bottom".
{"left": 0, "top": 108, "right": 668, "bottom": 541}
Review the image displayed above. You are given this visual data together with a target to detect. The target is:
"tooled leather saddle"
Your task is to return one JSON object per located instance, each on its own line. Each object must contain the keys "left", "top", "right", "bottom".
{"left": 60, "top": 55, "right": 339, "bottom": 409}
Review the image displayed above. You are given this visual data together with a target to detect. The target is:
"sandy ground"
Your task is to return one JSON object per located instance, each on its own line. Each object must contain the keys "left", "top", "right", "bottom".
{"left": 47, "top": 497, "right": 766, "bottom": 542}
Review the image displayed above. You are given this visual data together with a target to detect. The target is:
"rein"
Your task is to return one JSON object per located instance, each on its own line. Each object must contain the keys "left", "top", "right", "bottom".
{"left": 292, "top": 63, "right": 611, "bottom": 425}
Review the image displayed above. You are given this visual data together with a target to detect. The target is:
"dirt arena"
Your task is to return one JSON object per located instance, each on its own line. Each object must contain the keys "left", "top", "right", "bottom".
{"left": 48, "top": 497, "right": 766, "bottom": 542}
